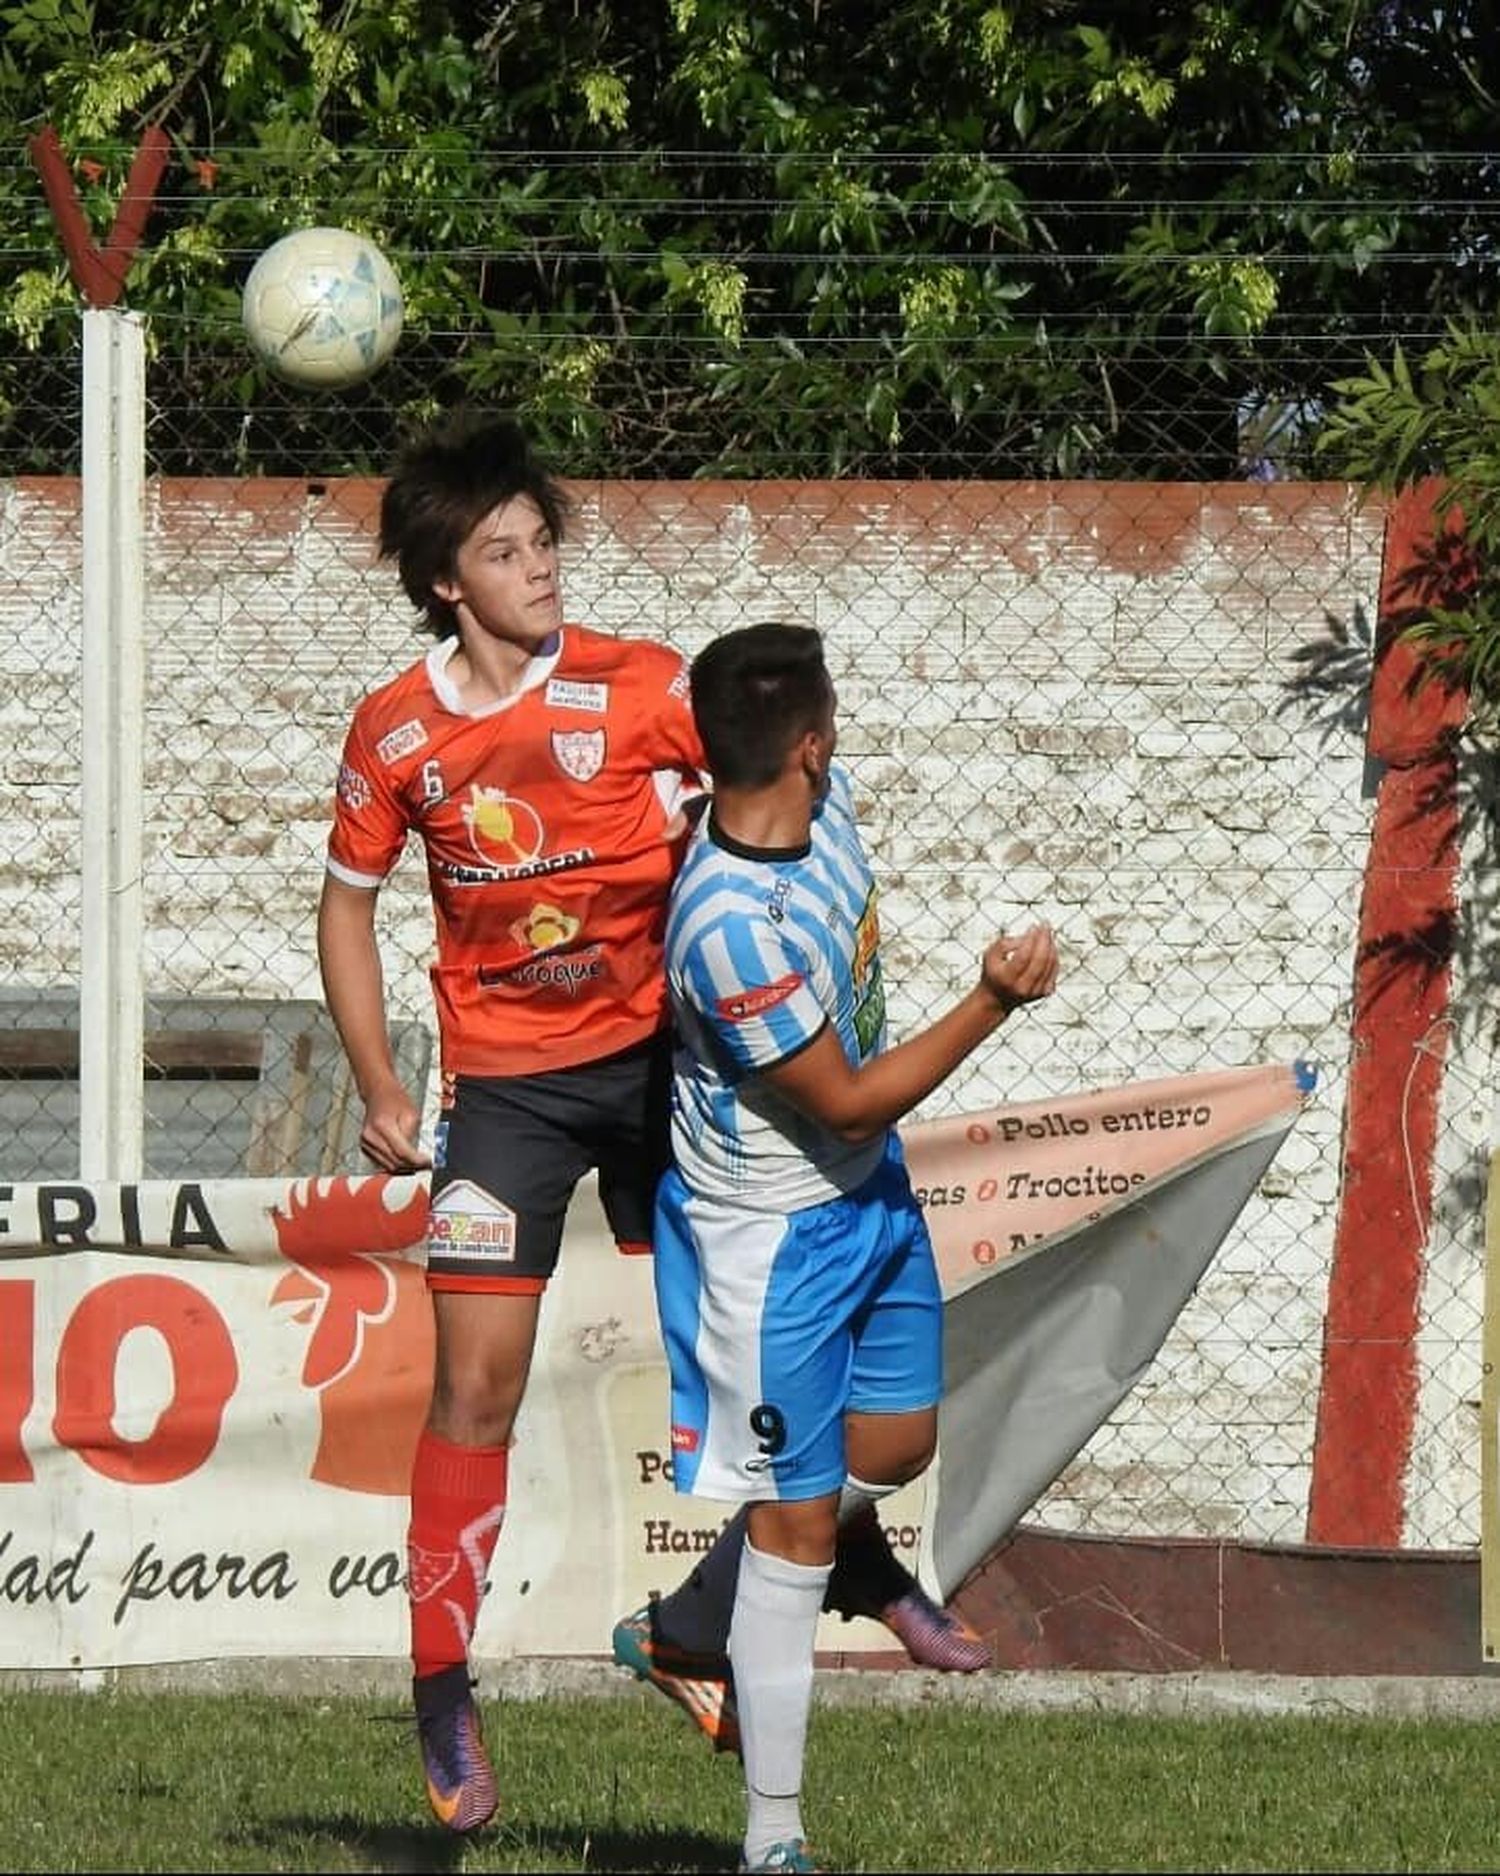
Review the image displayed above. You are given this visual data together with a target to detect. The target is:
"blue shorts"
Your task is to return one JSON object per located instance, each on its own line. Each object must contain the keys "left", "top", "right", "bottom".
{"left": 652, "top": 1136, "right": 942, "bottom": 1503}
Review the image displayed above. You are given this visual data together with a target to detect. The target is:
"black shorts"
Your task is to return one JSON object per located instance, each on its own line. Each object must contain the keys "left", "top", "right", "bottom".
{"left": 426, "top": 1032, "right": 672, "bottom": 1293}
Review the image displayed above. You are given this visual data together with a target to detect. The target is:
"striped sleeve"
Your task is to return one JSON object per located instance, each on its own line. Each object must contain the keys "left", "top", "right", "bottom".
{"left": 678, "top": 911, "right": 827, "bottom": 1077}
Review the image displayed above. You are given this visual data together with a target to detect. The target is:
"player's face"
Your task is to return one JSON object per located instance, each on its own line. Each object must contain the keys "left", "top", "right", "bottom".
{"left": 437, "top": 494, "right": 562, "bottom": 648}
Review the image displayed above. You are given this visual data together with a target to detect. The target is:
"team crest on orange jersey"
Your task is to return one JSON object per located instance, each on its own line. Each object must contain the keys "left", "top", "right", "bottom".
{"left": 551, "top": 728, "right": 606, "bottom": 783}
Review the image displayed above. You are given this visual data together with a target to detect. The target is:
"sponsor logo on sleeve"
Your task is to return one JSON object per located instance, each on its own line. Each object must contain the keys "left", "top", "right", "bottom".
{"left": 427, "top": 1179, "right": 517, "bottom": 1263}
{"left": 715, "top": 972, "right": 803, "bottom": 1022}
{"left": 545, "top": 677, "right": 609, "bottom": 713}
{"left": 551, "top": 727, "right": 606, "bottom": 782}
{"left": 375, "top": 718, "right": 428, "bottom": 764}
{"left": 337, "top": 762, "right": 371, "bottom": 810}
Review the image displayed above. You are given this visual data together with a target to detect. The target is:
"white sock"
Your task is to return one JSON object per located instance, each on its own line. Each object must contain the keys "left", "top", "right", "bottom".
{"left": 729, "top": 1538, "right": 833, "bottom": 1864}
{"left": 837, "top": 1473, "right": 897, "bottom": 1527}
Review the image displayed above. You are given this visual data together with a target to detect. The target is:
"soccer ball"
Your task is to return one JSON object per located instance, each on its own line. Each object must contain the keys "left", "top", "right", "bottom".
{"left": 242, "top": 227, "right": 404, "bottom": 389}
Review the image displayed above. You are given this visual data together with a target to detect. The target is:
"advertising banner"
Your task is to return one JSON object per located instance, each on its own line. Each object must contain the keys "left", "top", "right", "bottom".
{"left": 0, "top": 1061, "right": 1311, "bottom": 1669}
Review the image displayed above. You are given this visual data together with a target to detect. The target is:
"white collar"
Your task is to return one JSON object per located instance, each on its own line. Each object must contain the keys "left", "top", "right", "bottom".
{"left": 424, "top": 630, "right": 564, "bottom": 718}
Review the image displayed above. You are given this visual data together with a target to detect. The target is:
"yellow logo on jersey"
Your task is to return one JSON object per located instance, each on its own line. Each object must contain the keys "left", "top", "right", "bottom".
{"left": 462, "top": 786, "right": 545, "bottom": 866}
{"left": 509, "top": 902, "right": 581, "bottom": 954}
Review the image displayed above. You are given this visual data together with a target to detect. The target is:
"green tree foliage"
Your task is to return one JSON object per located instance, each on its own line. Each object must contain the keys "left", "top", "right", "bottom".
{"left": 2, "top": 0, "right": 1497, "bottom": 477}
{"left": 1320, "top": 323, "right": 1500, "bottom": 734}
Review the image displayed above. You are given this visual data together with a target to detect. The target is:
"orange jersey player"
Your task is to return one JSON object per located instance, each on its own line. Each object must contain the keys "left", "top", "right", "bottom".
{"left": 327, "top": 626, "right": 701, "bottom": 1079}
{"left": 316, "top": 410, "right": 703, "bottom": 1833}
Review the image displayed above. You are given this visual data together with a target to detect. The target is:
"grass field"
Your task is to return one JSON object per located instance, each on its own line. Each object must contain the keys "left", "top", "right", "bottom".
{"left": 5, "top": 1682, "right": 1500, "bottom": 1872}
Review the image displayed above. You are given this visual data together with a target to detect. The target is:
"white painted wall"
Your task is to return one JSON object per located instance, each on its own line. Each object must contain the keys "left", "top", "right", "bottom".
{"left": 2, "top": 474, "right": 1493, "bottom": 1549}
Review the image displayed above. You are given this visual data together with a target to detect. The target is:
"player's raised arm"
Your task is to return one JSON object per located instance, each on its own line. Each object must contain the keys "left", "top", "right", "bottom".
{"left": 761, "top": 921, "right": 1059, "bottom": 1143}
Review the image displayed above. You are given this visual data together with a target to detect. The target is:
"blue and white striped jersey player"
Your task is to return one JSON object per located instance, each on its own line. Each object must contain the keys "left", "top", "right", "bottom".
{"left": 645, "top": 622, "right": 1060, "bottom": 1876}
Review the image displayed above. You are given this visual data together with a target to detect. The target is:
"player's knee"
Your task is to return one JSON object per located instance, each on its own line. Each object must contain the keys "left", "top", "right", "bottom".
{"left": 428, "top": 1366, "right": 524, "bottom": 1446}
{"left": 896, "top": 1440, "right": 930, "bottom": 1485}
{"left": 846, "top": 1413, "right": 937, "bottom": 1487}
{"left": 747, "top": 1497, "right": 838, "bottom": 1566}
{"left": 893, "top": 1437, "right": 936, "bottom": 1484}
{"left": 865, "top": 1440, "right": 935, "bottom": 1489}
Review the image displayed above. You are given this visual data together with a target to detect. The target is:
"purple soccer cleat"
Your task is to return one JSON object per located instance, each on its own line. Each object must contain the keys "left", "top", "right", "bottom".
{"left": 414, "top": 1664, "right": 499, "bottom": 1833}
{"left": 879, "top": 1584, "right": 993, "bottom": 1672}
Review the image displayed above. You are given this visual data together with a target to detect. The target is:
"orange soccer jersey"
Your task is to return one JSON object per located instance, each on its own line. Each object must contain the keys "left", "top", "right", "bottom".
{"left": 327, "top": 625, "right": 705, "bottom": 1078}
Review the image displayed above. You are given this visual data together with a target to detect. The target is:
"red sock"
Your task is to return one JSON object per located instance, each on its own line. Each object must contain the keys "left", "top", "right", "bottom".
{"left": 406, "top": 1430, "right": 508, "bottom": 1680}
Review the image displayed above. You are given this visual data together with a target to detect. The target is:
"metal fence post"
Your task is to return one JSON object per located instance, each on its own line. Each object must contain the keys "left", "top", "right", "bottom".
{"left": 78, "top": 305, "right": 145, "bottom": 1178}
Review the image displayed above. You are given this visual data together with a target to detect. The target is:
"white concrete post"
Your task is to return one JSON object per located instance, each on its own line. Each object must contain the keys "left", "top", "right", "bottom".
{"left": 78, "top": 306, "right": 146, "bottom": 1178}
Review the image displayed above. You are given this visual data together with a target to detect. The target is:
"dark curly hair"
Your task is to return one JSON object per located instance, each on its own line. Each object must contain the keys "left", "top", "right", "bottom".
{"left": 378, "top": 409, "right": 573, "bottom": 639}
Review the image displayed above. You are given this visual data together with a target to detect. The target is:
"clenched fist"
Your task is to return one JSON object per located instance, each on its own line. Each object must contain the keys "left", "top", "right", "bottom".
{"left": 980, "top": 922, "right": 1060, "bottom": 1013}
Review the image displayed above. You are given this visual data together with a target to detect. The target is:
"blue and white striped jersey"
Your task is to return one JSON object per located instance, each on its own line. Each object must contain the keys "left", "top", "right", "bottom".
{"left": 665, "top": 763, "right": 890, "bottom": 1210}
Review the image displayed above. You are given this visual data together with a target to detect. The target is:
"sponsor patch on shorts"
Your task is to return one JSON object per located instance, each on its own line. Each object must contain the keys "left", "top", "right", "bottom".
{"left": 428, "top": 1178, "right": 517, "bottom": 1262}
{"left": 670, "top": 1423, "right": 699, "bottom": 1454}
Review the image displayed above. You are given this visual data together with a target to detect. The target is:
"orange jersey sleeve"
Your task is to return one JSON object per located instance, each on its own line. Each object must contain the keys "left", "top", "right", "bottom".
{"left": 327, "top": 627, "right": 705, "bottom": 1077}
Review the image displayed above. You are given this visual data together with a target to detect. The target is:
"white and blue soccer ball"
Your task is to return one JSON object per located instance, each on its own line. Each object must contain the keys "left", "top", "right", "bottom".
{"left": 242, "top": 226, "right": 404, "bottom": 389}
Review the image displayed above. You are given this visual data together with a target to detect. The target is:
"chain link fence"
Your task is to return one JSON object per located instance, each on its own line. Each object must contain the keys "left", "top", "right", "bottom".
{"left": 2, "top": 271, "right": 1495, "bottom": 1558}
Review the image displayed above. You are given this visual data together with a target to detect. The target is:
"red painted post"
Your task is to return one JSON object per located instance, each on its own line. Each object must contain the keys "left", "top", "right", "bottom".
{"left": 1306, "top": 482, "right": 1470, "bottom": 1546}
{"left": 28, "top": 124, "right": 169, "bottom": 308}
